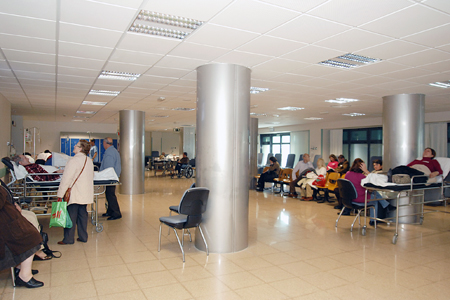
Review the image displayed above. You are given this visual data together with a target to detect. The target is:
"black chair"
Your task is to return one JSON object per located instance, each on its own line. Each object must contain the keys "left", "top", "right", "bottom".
{"left": 159, "top": 187, "right": 209, "bottom": 262}
{"left": 312, "top": 155, "right": 322, "bottom": 168}
{"left": 266, "top": 153, "right": 273, "bottom": 166}
{"left": 285, "top": 154, "right": 295, "bottom": 168}
{"left": 275, "top": 153, "right": 282, "bottom": 164}
{"left": 335, "top": 179, "right": 376, "bottom": 232}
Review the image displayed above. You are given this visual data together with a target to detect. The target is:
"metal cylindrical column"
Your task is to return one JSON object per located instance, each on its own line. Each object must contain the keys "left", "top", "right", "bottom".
{"left": 196, "top": 63, "right": 250, "bottom": 253}
{"left": 249, "top": 118, "right": 258, "bottom": 190}
{"left": 119, "top": 110, "right": 145, "bottom": 195}
{"left": 383, "top": 94, "right": 425, "bottom": 223}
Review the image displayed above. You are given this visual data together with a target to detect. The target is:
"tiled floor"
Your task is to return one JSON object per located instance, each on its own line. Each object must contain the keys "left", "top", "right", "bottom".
{"left": 1, "top": 174, "right": 450, "bottom": 299}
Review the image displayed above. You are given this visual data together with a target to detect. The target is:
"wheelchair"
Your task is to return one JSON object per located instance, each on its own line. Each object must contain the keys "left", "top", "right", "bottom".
{"left": 171, "top": 164, "right": 194, "bottom": 179}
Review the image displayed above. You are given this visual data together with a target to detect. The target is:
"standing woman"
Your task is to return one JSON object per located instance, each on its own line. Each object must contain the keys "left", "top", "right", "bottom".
{"left": 57, "top": 140, "right": 94, "bottom": 245}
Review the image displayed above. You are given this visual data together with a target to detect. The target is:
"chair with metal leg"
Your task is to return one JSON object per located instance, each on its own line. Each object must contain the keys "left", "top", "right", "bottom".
{"left": 159, "top": 187, "right": 209, "bottom": 262}
{"left": 335, "top": 179, "right": 376, "bottom": 232}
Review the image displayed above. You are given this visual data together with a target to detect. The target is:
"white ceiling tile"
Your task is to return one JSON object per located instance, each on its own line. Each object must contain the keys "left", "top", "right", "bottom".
{"left": 355, "top": 61, "right": 410, "bottom": 75}
{"left": 109, "top": 49, "right": 163, "bottom": 65}
{"left": 0, "top": 0, "right": 57, "bottom": 20}
{"left": 209, "top": 0, "right": 299, "bottom": 34}
{"left": 144, "top": 67, "right": 191, "bottom": 78}
{"left": 321, "top": 70, "right": 371, "bottom": 82}
{"left": 168, "top": 42, "right": 229, "bottom": 61}
{"left": 437, "top": 43, "right": 450, "bottom": 53}
{"left": 259, "top": 0, "right": 328, "bottom": 13}
{"left": 403, "top": 23, "right": 450, "bottom": 48}
{"left": 59, "top": 22, "right": 122, "bottom": 48}
{"left": 58, "top": 74, "right": 96, "bottom": 85}
{"left": 58, "top": 55, "right": 106, "bottom": 70}
{"left": 315, "top": 29, "right": 394, "bottom": 53}
{"left": 267, "top": 14, "right": 351, "bottom": 44}
{"left": 390, "top": 49, "right": 450, "bottom": 67}
{"left": 237, "top": 36, "right": 306, "bottom": 57}
{"left": 420, "top": 59, "right": 450, "bottom": 72}
{"left": 360, "top": 4, "right": 450, "bottom": 38}
{"left": 0, "top": 34, "right": 55, "bottom": 54}
{"left": 289, "top": 64, "right": 341, "bottom": 77}
{"left": 361, "top": 40, "right": 428, "bottom": 60}
{"left": 103, "top": 61, "right": 150, "bottom": 74}
{"left": 3, "top": 49, "right": 55, "bottom": 65}
{"left": 58, "top": 66, "right": 100, "bottom": 77}
{"left": 252, "top": 58, "right": 309, "bottom": 73}
{"left": 154, "top": 55, "right": 208, "bottom": 69}
{"left": 308, "top": 0, "right": 413, "bottom": 26}
{"left": 423, "top": 0, "right": 450, "bottom": 14}
{"left": 117, "top": 33, "right": 181, "bottom": 54}
{"left": 141, "top": 0, "right": 234, "bottom": 22}
{"left": 213, "top": 51, "right": 272, "bottom": 68}
{"left": 186, "top": 24, "right": 259, "bottom": 49}
{"left": 281, "top": 45, "right": 343, "bottom": 63}
{"left": 60, "top": 0, "right": 137, "bottom": 31}
{"left": 0, "top": 14, "right": 56, "bottom": 39}
{"left": 58, "top": 42, "right": 113, "bottom": 61}
{"left": 9, "top": 62, "right": 55, "bottom": 74}
{"left": 384, "top": 67, "right": 436, "bottom": 80}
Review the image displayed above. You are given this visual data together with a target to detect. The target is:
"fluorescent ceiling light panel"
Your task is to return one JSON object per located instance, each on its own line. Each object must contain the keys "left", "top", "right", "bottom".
{"left": 82, "top": 101, "right": 107, "bottom": 106}
{"left": 319, "top": 53, "right": 381, "bottom": 69}
{"left": 343, "top": 113, "right": 365, "bottom": 117}
{"left": 325, "top": 98, "right": 359, "bottom": 104}
{"left": 72, "top": 119, "right": 84, "bottom": 122}
{"left": 99, "top": 70, "right": 141, "bottom": 81}
{"left": 73, "top": 115, "right": 90, "bottom": 119}
{"left": 250, "top": 87, "right": 269, "bottom": 94}
{"left": 129, "top": 10, "right": 203, "bottom": 40}
{"left": 149, "top": 115, "right": 169, "bottom": 118}
{"left": 250, "top": 113, "right": 267, "bottom": 116}
{"left": 277, "top": 107, "right": 304, "bottom": 111}
{"left": 304, "top": 117, "right": 323, "bottom": 120}
{"left": 172, "top": 107, "right": 195, "bottom": 111}
{"left": 89, "top": 90, "right": 120, "bottom": 96}
{"left": 428, "top": 80, "right": 450, "bottom": 88}
{"left": 76, "top": 111, "right": 95, "bottom": 114}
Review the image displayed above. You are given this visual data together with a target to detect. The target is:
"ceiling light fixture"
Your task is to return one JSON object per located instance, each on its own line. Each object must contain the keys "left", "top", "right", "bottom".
{"left": 319, "top": 53, "right": 381, "bottom": 69}
{"left": 76, "top": 111, "right": 95, "bottom": 114}
{"left": 73, "top": 116, "right": 90, "bottom": 119}
{"left": 304, "top": 117, "right": 323, "bottom": 120}
{"left": 128, "top": 10, "right": 204, "bottom": 40}
{"left": 149, "top": 115, "right": 169, "bottom": 118}
{"left": 428, "top": 81, "right": 450, "bottom": 88}
{"left": 277, "top": 107, "right": 304, "bottom": 111}
{"left": 82, "top": 101, "right": 107, "bottom": 106}
{"left": 250, "top": 87, "right": 269, "bottom": 94}
{"left": 250, "top": 113, "right": 267, "bottom": 116}
{"left": 88, "top": 90, "right": 120, "bottom": 96}
{"left": 325, "top": 98, "right": 359, "bottom": 104}
{"left": 172, "top": 107, "right": 195, "bottom": 111}
{"left": 343, "top": 113, "right": 365, "bottom": 117}
{"left": 72, "top": 119, "right": 84, "bottom": 122}
{"left": 99, "top": 70, "right": 141, "bottom": 81}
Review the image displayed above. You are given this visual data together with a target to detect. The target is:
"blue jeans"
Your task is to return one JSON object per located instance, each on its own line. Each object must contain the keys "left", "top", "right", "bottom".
{"left": 353, "top": 191, "right": 390, "bottom": 219}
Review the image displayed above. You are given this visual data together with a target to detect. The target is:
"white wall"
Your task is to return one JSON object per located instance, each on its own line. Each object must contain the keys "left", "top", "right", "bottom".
{"left": 150, "top": 131, "right": 182, "bottom": 156}
{"left": 0, "top": 95, "right": 11, "bottom": 159}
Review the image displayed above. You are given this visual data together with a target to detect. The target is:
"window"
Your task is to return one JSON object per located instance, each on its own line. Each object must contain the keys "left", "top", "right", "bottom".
{"left": 260, "top": 133, "right": 290, "bottom": 166}
{"left": 343, "top": 127, "right": 383, "bottom": 165}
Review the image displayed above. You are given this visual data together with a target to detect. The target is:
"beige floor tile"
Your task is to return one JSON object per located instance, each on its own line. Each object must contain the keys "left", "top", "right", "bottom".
{"left": 98, "top": 290, "right": 147, "bottom": 300}
{"left": 270, "top": 277, "right": 319, "bottom": 298}
{"left": 1, "top": 287, "right": 51, "bottom": 300}
{"left": 203, "top": 260, "right": 245, "bottom": 275}
{"left": 234, "top": 284, "right": 288, "bottom": 300}
{"left": 181, "top": 277, "right": 230, "bottom": 298}
{"left": 160, "top": 256, "right": 200, "bottom": 270}
{"left": 90, "top": 264, "right": 131, "bottom": 280}
{"left": 142, "top": 283, "right": 192, "bottom": 300}
{"left": 86, "top": 254, "right": 124, "bottom": 268}
{"left": 51, "top": 259, "right": 90, "bottom": 273}
{"left": 291, "top": 290, "right": 341, "bottom": 300}
{"left": 134, "top": 270, "right": 178, "bottom": 289}
{"left": 260, "top": 252, "right": 301, "bottom": 265}
{"left": 218, "top": 271, "right": 264, "bottom": 290}
{"left": 279, "top": 261, "right": 322, "bottom": 277}
{"left": 194, "top": 290, "right": 243, "bottom": 300}
{"left": 305, "top": 256, "right": 347, "bottom": 271}
{"left": 50, "top": 282, "right": 97, "bottom": 300}
{"left": 120, "top": 250, "right": 157, "bottom": 263}
{"left": 94, "top": 275, "right": 140, "bottom": 296}
{"left": 231, "top": 256, "right": 273, "bottom": 271}
{"left": 127, "top": 259, "right": 167, "bottom": 275}
{"left": 249, "top": 266, "right": 295, "bottom": 283}
{"left": 169, "top": 265, "right": 214, "bottom": 282}
{"left": 50, "top": 269, "right": 93, "bottom": 286}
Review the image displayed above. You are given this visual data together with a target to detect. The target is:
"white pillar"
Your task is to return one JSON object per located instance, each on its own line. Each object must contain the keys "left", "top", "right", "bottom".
{"left": 195, "top": 63, "right": 250, "bottom": 253}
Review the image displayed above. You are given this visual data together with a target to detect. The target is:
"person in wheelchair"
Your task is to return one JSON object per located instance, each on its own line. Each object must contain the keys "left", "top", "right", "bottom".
{"left": 175, "top": 152, "right": 189, "bottom": 175}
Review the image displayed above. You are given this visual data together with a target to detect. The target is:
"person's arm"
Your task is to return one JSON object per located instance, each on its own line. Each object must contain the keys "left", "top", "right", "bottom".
{"left": 92, "top": 152, "right": 97, "bottom": 160}
{"left": 56, "top": 158, "right": 78, "bottom": 198}
{"left": 359, "top": 162, "right": 370, "bottom": 176}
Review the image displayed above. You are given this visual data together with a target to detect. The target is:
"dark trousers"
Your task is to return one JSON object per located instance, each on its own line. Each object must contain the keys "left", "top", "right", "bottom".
{"left": 106, "top": 186, "right": 121, "bottom": 218}
{"left": 257, "top": 172, "right": 277, "bottom": 189}
{"left": 175, "top": 163, "right": 187, "bottom": 173}
{"left": 289, "top": 177, "right": 303, "bottom": 194}
{"left": 63, "top": 204, "right": 88, "bottom": 244}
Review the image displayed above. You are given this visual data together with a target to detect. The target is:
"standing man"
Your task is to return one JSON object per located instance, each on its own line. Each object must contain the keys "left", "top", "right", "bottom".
{"left": 100, "top": 137, "right": 122, "bottom": 220}
{"left": 288, "top": 153, "right": 314, "bottom": 198}
{"left": 89, "top": 139, "right": 100, "bottom": 169}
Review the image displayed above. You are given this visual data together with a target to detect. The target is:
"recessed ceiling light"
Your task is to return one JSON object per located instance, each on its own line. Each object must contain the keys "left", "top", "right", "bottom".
{"left": 250, "top": 113, "right": 267, "bottom": 116}
{"left": 76, "top": 111, "right": 95, "bottom": 114}
{"left": 73, "top": 116, "right": 90, "bottom": 119}
{"left": 250, "top": 104, "right": 258, "bottom": 108}
{"left": 250, "top": 87, "right": 269, "bottom": 94}
{"left": 129, "top": 10, "right": 203, "bottom": 40}
{"left": 156, "top": 107, "right": 170, "bottom": 110}
{"left": 325, "top": 98, "right": 359, "bottom": 104}
{"left": 82, "top": 101, "right": 107, "bottom": 106}
{"left": 331, "top": 105, "right": 351, "bottom": 108}
{"left": 272, "top": 114, "right": 280, "bottom": 117}
{"left": 343, "top": 113, "right": 365, "bottom": 117}
{"left": 277, "top": 107, "right": 304, "bottom": 111}
{"left": 181, "top": 124, "right": 194, "bottom": 127}
{"left": 172, "top": 107, "right": 195, "bottom": 111}
{"left": 89, "top": 90, "right": 120, "bottom": 96}
{"left": 99, "top": 70, "right": 141, "bottom": 81}
{"left": 319, "top": 111, "right": 329, "bottom": 114}
{"left": 149, "top": 115, "right": 169, "bottom": 118}
{"left": 319, "top": 53, "right": 381, "bottom": 69}
{"left": 72, "top": 119, "right": 84, "bottom": 122}
{"left": 428, "top": 81, "right": 450, "bottom": 88}
{"left": 304, "top": 117, "right": 323, "bottom": 120}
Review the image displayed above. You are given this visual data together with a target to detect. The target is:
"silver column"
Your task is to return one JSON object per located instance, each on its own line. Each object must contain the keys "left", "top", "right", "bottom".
{"left": 249, "top": 118, "right": 258, "bottom": 190}
{"left": 383, "top": 94, "right": 425, "bottom": 223}
{"left": 196, "top": 63, "right": 250, "bottom": 253}
{"left": 119, "top": 110, "right": 145, "bottom": 195}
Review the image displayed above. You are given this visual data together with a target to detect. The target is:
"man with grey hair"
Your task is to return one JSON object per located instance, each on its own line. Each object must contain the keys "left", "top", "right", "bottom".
{"left": 100, "top": 137, "right": 122, "bottom": 220}
{"left": 288, "top": 153, "right": 314, "bottom": 198}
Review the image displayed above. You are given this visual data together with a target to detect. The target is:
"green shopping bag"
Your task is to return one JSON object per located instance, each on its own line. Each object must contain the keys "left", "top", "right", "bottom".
{"left": 49, "top": 201, "right": 73, "bottom": 228}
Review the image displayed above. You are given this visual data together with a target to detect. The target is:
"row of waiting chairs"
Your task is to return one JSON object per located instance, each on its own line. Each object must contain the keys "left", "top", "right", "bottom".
{"left": 257, "top": 153, "right": 323, "bottom": 169}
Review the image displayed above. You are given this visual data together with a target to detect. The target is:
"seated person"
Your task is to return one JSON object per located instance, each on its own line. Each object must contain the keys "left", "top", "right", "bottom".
{"left": 343, "top": 158, "right": 395, "bottom": 223}
{"left": 391, "top": 148, "right": 443, "bottom": 183}
{"left": 175, "top": 152, "right": 189, "bottom": 174}
{"left": 159, "top": 152, "right": 166, "bottom": 159}
{"left": 0, "top": 182, "right": 44, "bottom": 288}
{"left": 256, "top": 156, "right": 280, "bottom": 192}
{"left": 12, "top": 155, "right": 63, "bottom": 181}
{"left": 288, "top": 153, "right": 314, "bottom": 197}
{"left": 372, "top": 159, "right": 383, "bottom": 174}
{"left": 301, "top": 158, "right": 327, "bottom": 201}
{"left": 334, "top": 155, "right": 349, "bottom": 175}
{"left": 35, "top": 150, "right": 52, "bottom": 165}
{"left": 327, "top": 154, "right": 339, "bottom": 171}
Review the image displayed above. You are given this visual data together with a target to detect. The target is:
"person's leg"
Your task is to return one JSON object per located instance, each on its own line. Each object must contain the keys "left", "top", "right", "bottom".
{"left": 289, "top": 177, "right": 301, "bottom": 194}
{"left": 105, "top": 186, "right": 121, "bottom": 218}
{"left": 306, "top": 185, "right": 313, "bottom": 198}
{"left": 372, "top": 191, "right": 390, "bottom": 209}
{"left": 62, "top": 204, "right": 78, "bottom": 244}
{"left": 77, "top": 204, "right": 88, "bottom": 242}
{"left": 18, "top": 254, "right": 34, "bottom": 282}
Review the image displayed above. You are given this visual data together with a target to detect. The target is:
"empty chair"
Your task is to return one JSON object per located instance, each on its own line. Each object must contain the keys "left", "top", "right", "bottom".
{"left": 298, "top": 154, "right": 303, "bottom": 162}
{"left": 266, "top": 153, "right": 274, "bottom": 166}
{"left": 158, "top": 187, "right": 209, "bottom": 262}
{"left": 335, "top": 179, "right": 375, "bottom": 232}
{"left": 285, "top": 154, "right": 295, "bottom": 168}
{"left": 312, "top": 155, "right": 322, "bottom": 168}
{"left": 257, "top": 153, "right": 263, "bottom": 166}
{"left": 275, "top": 153, "right": 282, "bottom": 164}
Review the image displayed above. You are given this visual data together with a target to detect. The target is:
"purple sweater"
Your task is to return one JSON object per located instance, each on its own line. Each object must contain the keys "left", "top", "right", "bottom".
{"left": 344, "top": 171, "right": 367, "bottom": 203}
